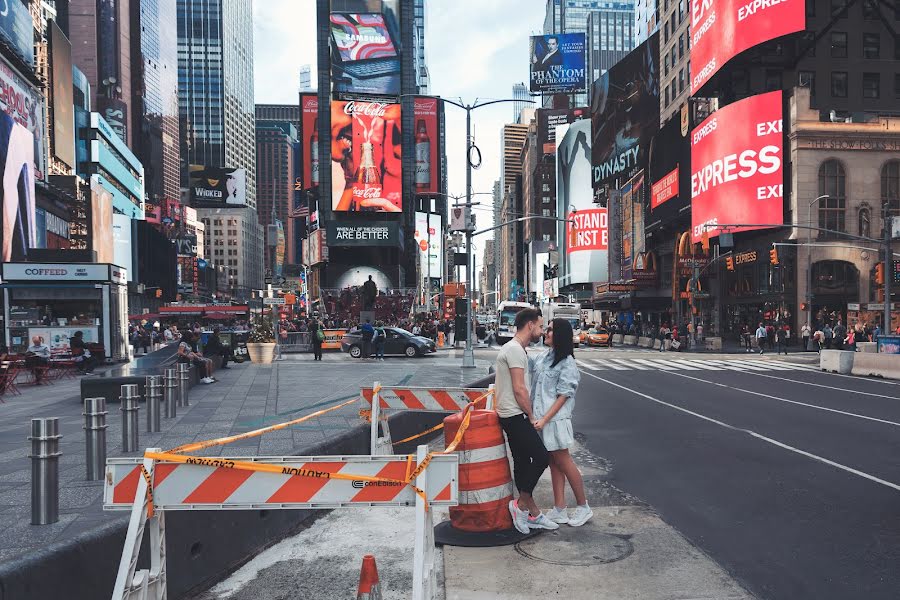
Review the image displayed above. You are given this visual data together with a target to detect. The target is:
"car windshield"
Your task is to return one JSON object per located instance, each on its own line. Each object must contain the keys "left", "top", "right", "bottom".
{"left": 500, "top": 309, "right": 522, "bottom": 325}
{"left": 567, "top": 318, "right": 580, "bottom": 331}
{"left": 589, "top": 328, "right": 599, "bottom": 334}
{"left": 390, "top": 328, "right": 412, "bottom": 337}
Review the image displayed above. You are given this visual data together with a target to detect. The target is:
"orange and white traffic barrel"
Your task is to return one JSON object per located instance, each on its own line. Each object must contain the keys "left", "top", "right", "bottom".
{"left": 356, "top": 554, "right": 382, "bottom": 600}
{"left": 442, "top": 409, "right": 514, "bottom": 533}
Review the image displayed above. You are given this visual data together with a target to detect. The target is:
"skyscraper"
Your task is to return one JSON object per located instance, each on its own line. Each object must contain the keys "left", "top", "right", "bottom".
{"left": 512, "top": 83, "right": 530, "bottom": 123}
{"left": 178, "top": 0, "right": 261, "bottom": 292}
{"left": 299, "top": 64, "right": 312, "bottom": 91}
{"left": 658, "top": 0, "right": 689, "bottom": 125}
{"left": 586, "top": 7, "right": 635, "bottom": 81}
{"left": 634, "top": 0, "right": 658, "bottom": 45}
{"left": 413, "top": 0, "right": 429, "bottom": 93}
{"left": 255, "top": 107, "right": 298, "bottom": 272}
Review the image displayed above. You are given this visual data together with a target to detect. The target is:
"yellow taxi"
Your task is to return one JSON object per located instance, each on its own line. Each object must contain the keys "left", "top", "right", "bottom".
{"left": 584, "top": 327, "right": 612, "bottom": 347}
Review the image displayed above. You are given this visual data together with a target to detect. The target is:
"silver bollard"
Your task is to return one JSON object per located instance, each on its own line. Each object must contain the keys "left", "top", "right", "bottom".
{"left": 164, "top": 367, "right": 178, "bottom": 418}
{"left": 176, "top": 362, "right": 191, "bottom": 407}
{"left": 120, "top": 384, "right": 140, "bottom": 452}
{"left": 145, "top": 376, "right": 162, "bottom": 432}
{"left": 83, "top": 398, "right": 107, "bottom": 481}
{"left": 29, "top": 418, "right": 61, "bottom": 525}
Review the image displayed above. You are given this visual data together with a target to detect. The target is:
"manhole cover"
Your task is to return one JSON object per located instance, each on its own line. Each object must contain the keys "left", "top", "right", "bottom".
{"left": 514, "top": 529, "right": 633, "bottom": 566}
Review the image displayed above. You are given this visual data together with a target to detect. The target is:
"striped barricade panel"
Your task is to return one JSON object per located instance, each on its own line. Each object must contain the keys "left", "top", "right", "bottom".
{"left": 360, "top": 387, "right": 487, "bottom": 412}
{"left": 103, "top": 453, "right": 458, "bottom": 511}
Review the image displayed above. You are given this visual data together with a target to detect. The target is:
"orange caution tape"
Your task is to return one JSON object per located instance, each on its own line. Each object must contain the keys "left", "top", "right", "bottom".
{"left": 390, "top": 390, "right": 492, "bottom": 446}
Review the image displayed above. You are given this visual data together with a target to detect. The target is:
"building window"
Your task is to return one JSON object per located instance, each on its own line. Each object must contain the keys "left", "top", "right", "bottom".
{"left": 542, "top": 234, "right": 551, "bottom": 242}
{"left": 862, "top": 0, "right": 878, "bottom": 18}
{"left": 664, "top": 53, "right": 669, "bottom": 76}
{"left": 830, "top": 0, "right": 846, "bottom": 15}
{"left": 664, "top": 19, "right": 669, "bottom": 43}
{"left": 818, "top": 160, "right": 847, "bottom": 234}
{"left": 831, "top": 72, "right": 848, "bottom": 97}
{"left": 679, "top": 69, "right": 685, "bottom": 93}
{"left": 799, "top": 71, "right": 816, "bottom": 99}
{"left": 542, "top": 195, "right": 551, "bottom": 204}
{"left": 863, "top": 73, "right": 880, "bottom": 98}
{"left": 863, "top": 33, "right": 880, "bottom": 58}
{"left": 664, "top": 85, "right": 670, "bottom": 107}
{"left": 882, "top": 161, "right": 900, "bottom": 213}
{"left": 678, "top": 33, "right": 684, "bottom": 58}
{"left": 830, "top": 32, "right": 848, "bottom": 57}
{"left": 806, "top": 0, "right": 816, "bottom": 16}
{"left": 765, "top": 70, "right": 781, "bottom": 91}
{"left": 542, "top": 183, "right": 550, "bottom": 191}
{"left": 542, "top": 209, "right": 552, "bottom": 217}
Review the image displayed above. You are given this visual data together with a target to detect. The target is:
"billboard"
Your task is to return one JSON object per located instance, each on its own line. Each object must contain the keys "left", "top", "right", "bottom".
{"left": 0, "top": 57, "right": 46, "bottom": 181}
{"left": 646, "top": 117, "right": 692, "bottom": 232}
{"left": 188, "top": 165, "right": 247, "bottom": 206}
{"left": 690, "top": 0, "right": 805, "bottom": 94}
{"left": 330, "top": 9, "right": 401, "bottom": 97}
{"left": 556, "top": 120, "right": 607, "bottom": 286}
{"left": 89, "top": 176, "right": 114, "bottom": 264}
{"left": 620, "top": 173, "right": 646, "bottom": 282}
{"left": 49, "top": 20, "right": 74, "bottom": 169}
{"left": 0, "top": 0, "right": 34, "bottom": 68}
{"left": 530, "top": 33, "right": 586, "bottom": 93}
{"left": 326, "top": 220, "right": 402, "bottom": 247}
{"left": 690, "top": 91, "right": 784, "bottom": 242}
{"left": 413, "top": 96, "right": 440, "bottom": 195}
{"left": 0, "top": 112, "right": 35, "bottom": 270}
{"left": 590, "top": 33, "right": 659, "bottom": 192}
{"left": 414, "top": 212, "right": 443, "bottom": 279}
{"left": 112, "top": 214, "right": 134, "bottom": 282}
{"left": 537, "top": 107, "right": 589, "bottom": 155}
{"left": 330, "top": 100, "right": 402, "bottom": 213}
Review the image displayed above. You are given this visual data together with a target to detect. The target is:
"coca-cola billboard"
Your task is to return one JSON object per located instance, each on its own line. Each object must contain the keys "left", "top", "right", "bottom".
{"left": 690, "top": 91, "right": 784, "bottom": 243}
{"left": 330, "top": 100, "right": 402, "bottom": 213}
{"left": 413, "top": 96, "right": 440, "bottom": 195}
{"left": 690, "top": 0, "right": 805, "bottom": 94}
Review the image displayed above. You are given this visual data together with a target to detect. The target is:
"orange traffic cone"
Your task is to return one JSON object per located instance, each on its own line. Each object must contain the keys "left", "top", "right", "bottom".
{"left": 356, "top": 554, "right": 382, "bottom": 600}
{"left": 438, "top": 331, "right": 445, "bottom": 347}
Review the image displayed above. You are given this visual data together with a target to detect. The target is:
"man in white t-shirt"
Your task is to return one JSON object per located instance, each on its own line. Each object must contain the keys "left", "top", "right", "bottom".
{"left": 494, "top": 307, "right": 558, "bottom": 533}
{"left": 755, "top": 322, "right": 768, "bottom": 354}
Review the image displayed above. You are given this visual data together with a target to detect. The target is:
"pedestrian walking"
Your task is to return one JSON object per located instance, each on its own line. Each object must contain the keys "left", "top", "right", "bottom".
{"left": 360, "top": 319, "right": 375, "bottom": 359}
{"left": 658, "top": 325, "right": 668, "bottom": 352}
{"left": 494, "top": 308, "right": 558, "bottom": 534}
{"left": 844, "top": 328, "right": 856, "bottom": 352}
{"left": 801, "top": 322, "right": 811, "bottom": 352}
{"left": 373, "top": 321, "right": 386, "bottom": 361}
{"left": 832, "top": 320, "right": 846, "bottom": 350}
{"left": 742, "top": 324, "right": 752, "bottom": 352}
{"left": 813, "top": 328, "right": 824, "bottom": 352}
{"left": 310, "top": 319, "right": 324, "bottom": 361}
{"left": 823, "top": 323, "right": 833, "bottom": 349}
{"left": 531, "top": 318, "right": 593, "bottom": 527}
{"left": 776, "top": 324, "right": 788, "bottom": 355}
{"left": 755, "top": 322, "right": 767, "bottom": 354}
{"left": 765, "top": 323, "right": 775, "bottom": 350}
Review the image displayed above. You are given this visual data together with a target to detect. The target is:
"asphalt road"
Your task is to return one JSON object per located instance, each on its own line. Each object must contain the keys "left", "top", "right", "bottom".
{"left": 572, "top": 359, "right": 900, "bottom": 600}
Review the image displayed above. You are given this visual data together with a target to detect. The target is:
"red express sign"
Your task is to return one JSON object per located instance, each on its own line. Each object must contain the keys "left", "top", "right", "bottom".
{"left": 690, "top": 91, "right": 784, "bottom": 243}
{"left": 690, "top": 0, "right": 805, "bottom": 94}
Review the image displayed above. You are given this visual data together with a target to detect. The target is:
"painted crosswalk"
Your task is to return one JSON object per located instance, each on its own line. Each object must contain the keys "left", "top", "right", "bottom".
{"left": 576, "top": 358, "right": 817, "bottom": 373}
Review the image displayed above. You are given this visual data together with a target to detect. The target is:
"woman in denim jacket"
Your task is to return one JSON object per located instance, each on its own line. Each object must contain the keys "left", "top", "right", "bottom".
{"left": 530, "top": 318, "right": 593, "bottom": 527}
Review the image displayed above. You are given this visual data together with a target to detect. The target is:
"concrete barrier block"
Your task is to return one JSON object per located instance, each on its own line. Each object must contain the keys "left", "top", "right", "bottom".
{"left": 851, "top": 352, "right": 900, "bottom": 379}
{"left": 652, "top": 339, "right": 661, "bottom": 350}
{"left": 612, "top": 334, "right": 624, "bottom": 345}
{"left": 820, "top": 349, "right": 854, "bottom": 374}
{"left": 857, "top": 342, "right": 877, "bottom": 353}
{"left": 638, "top": 337, "right": 653, "bottom": 348}
{"left": 704, "top": 337, "right": 723, "bottom": 351}
{"left": 623, "top": 335, "right": 637, "bottom": 345}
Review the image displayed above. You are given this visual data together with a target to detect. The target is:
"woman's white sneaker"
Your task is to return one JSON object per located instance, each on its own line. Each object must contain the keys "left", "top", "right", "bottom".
{"left": 545, "top": 506, "right": 570, "bottom": 524}
{"left": 567, "top": 505, "right": 594, "bottom": 527}
{"left": 527, "top": 512, "right": 560, "bottom": 530}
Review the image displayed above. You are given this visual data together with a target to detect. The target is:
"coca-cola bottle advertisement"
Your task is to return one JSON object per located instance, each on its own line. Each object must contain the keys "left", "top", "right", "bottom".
{"left": 331, "top": 100, "right": 402, "bottom": 212}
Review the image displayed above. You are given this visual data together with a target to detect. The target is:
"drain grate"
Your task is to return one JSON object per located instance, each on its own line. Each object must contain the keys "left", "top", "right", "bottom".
{"left": 514, "top": 530, "right": 633, "bottom": 566}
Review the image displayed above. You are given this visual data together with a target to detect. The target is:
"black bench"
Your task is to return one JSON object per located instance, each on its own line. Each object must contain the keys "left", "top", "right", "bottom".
{"left": 79, "top": 345, "right": 222, "bottom": 403}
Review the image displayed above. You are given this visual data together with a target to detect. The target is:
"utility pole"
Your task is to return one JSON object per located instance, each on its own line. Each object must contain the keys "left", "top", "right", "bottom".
{"left": 884, "top": 202, "right": 893, "bottom": 333}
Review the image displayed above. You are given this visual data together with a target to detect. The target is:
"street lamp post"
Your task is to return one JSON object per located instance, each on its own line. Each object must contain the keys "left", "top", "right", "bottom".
{"left": 806, "top": 195, "right": 829, "bottom": 334}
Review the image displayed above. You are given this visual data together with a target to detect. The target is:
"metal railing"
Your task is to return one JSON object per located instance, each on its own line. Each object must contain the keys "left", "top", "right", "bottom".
{"left": 281, "top": 331, "right": 312, "bottom": 353}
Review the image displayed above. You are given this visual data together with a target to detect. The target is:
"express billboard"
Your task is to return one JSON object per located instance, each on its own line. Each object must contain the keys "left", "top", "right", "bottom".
{"left": 330, "top": 100, "right": 402, "bottom": 213}
{"left": 556, "top": 120, "right": 608, "bottom": 286}
{"left": 590, "top": 32, "right": 659, "bottom": 192}
{"left": 646, "top": 117, "right": 692, "bottom": 232}
{"left": 690, "top": 91, "right": 784, "bottom": 243}
{"left": 49, "top": 20, "right": 75, "bottom": 169}
{"left": 690, "top": 0, "right": 805, "bottom": 94}
{"left": 330, "top": 9, "right": 401, "bottom": 97}
{"left": 537, "top": 107, "right": 589, "bottom": 156}
{"left": 530, "top": 33, "right": 587, "bottom": 93}
{"left": 188, "top": 165, "right": 247, "bottom": 207}
{"left": 413, "top": 96, "right": 440, "bottom": 195}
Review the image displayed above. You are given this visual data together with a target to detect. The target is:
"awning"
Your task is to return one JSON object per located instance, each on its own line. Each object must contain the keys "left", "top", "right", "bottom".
{"left": 205, "top": 312, "right": 233, "bottom": 320}
{"left": 129, "top": 313, "right": 160, "bottom": 321}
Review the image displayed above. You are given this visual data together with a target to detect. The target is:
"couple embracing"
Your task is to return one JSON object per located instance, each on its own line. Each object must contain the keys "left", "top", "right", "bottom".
{"left": 494, "top": 308, "right": 593, "bottom": 533}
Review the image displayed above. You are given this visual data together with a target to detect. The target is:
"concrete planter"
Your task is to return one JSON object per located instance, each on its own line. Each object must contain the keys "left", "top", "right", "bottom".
{"left": 820, "top": 349, "right": 855, "bottom": 374}
{"left": 704, "top": 337, "right": 723, "bottom": 351}
{"left": 613, "top": 334, "right": 624, "bottom": 345}
{"left": 247, "top": 342, "right": 276, "bottom": 364}
{"left": 623, "top": 335, "right": 637, "bottom": 345}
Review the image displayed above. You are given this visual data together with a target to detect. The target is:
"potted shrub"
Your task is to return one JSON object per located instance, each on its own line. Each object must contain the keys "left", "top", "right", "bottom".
{"left": 247, "top": 315, "right": 276, "bottom": 364}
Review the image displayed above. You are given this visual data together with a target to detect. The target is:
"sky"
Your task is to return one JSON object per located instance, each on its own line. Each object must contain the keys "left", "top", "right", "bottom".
{"left": 253, "top": 0, "right": 547, "bottom": 281}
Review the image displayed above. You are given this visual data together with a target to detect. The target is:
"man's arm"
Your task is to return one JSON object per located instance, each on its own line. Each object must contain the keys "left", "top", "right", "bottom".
{"left": 509, "top": 367, "right": 533, "bottom": 420}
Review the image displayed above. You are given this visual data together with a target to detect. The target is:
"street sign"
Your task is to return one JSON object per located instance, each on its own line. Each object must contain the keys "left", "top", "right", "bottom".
{"left": 263, "top": 297, "right": 286, "bottom": 305}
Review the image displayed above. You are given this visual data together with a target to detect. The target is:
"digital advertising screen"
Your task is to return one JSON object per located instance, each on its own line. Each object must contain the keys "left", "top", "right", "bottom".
{"left": 188, "top": 165, "right": 247, "bottom": 207}
{"left": 330, "top": 100, "right": 402, "bottom": 213}
{"left": 330, "top": 8, "right": 401, "bottom": 97}
{"left": 49, "top": 20, "right": 74, "bottom": 169}
{"left": 0, "top": 112, "right": 35, "bottom": 271}
{"left": 690, "top": 90, "right": 784, "bottom": 243}
{"left": 413, "top": 96, "right": 440, "bottom": 195}
{"left": 556, "top": 120, "right": 608, "bottom": 286}
{"left": 414, "top": 211, "right": 443, "bottom": 278}
{"left": 0, "top": 56, "right": 47, "bottom": 181}
{"left": 89, "top": 175, "right": 114, "bottom": 264}
{"left": 591, "top": 33, "right": 660, "bottom": 192}
{"left": 646, "top": 118, "right": 692, "bottom": 232}
{"left": 690, "top": 0, "right": 805, "bottom": 94}
{"left": 537, "top": 107, "right": 589, "bottom": 155}
{"left": 530, "top": 33, "right": 587, "bottom": 93}
{"left": 293, "top": 93, "right": 319, "bottom": 220}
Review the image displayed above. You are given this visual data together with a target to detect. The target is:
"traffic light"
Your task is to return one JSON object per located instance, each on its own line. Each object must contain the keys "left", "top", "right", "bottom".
{"left": 875, "top": 262, "right": 885, "bottom": 285}
{"left": 155, "top": 288, "right": 162, "bottom": 298}
{"left": 769, "top": 248, "right": 779, "bottom": 265}
{"left": 725, "top": 256, "right": 735, "bottom": 271}
{"left": 444, "top": 298, "right": 455, "bottom": 320}
{"left": 701, "top": 230, "right": 710, "bottom": 254}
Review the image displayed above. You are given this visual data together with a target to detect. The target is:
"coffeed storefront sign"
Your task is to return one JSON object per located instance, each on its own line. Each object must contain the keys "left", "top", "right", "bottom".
{"left": 2, "top": 263, "right": 127, "bottom": 284}
{"left": 326, "top": 221, "right": 402, "bottom": 248}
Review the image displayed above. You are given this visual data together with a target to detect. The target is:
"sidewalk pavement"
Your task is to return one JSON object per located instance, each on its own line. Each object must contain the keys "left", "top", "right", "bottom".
{"left": 0, "top": 355, "right": 492, "bottom": 564}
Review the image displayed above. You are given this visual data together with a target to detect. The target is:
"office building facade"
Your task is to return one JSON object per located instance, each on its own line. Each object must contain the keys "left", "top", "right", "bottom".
{"left": 658, "top": 0, "right": 689, "bottom": 125}
{"left": 255, "top": 112, "right": 298, "bottom": 272}
{"left": 586, "top": 7, "right": 635, "bottom": 81}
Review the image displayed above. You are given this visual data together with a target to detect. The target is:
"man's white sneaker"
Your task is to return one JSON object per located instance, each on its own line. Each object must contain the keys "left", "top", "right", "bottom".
{"left": 545, "top": 506, "right": 570, "bottom": 524}
{"left": 201, "top": 377, "right": 214, "bottom": 384}
{"left": 508, "top": 500, "right": 530, "bottom": 534}
{"left": 568, "top": 505, "right": 594, "bottom": 527}
{"left": 527, "top": 512, "right": 560, "bottom": 530}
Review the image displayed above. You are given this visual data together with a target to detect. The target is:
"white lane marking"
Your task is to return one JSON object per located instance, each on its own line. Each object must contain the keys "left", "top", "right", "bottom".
{"left": 667, "top": 370, "right": 900, "bottom": 428}
{"left": 580, "top": 370, "right": 900, "bottom": 493}
{"left": 679, "top": 360, "right": 727, "bottom": 371}
{"left": 610, "top": 358, "right": 650, "bottom": 369}
{"left": 653, "top": 359, "right": 702, "bottom": 371}
{"left": 721, "top": 370, "right": 900, "bottom": 402}
{"left": 694, "top": 360, "right": 748, "bottom": 371}
{"left": 722, "top": 360, "right": 770, "bottom": 371}
{"left": 633, "top": 358, "right": 677, "bottom": 370}
{"left": 591, "top": 359, "right": 630, "bottom": 370}
{"left": 576, "top": 359, "right": 595, "bottom": 370}
{"left": 763, "top": 360, "right": 819, "bottom": 371}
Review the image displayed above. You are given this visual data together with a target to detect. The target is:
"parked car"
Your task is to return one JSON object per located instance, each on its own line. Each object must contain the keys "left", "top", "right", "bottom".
{"left": 340, "top": 327, "right": 437, "bottom": 358}
{"left": 584, "top": 327, "right": 612, "bottom": 347}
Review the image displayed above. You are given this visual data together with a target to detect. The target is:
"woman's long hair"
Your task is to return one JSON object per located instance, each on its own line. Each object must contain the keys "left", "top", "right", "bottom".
{"left": 550, "top": 318, "right": 575, "bottom": 368}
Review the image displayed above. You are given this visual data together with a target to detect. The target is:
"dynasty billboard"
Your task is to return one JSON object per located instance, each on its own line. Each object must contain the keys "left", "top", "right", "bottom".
{"left": 591, "top": 32, "right": 659, "bottom": 192}
{"left": 330, "top": 8, "right": 401, "bottom": 97}
{"left": 530, "top": 33, "right": 586, "bottom": 93}
{"left": 331, "top": 100, "right": 402, "bottom": 212}
{"left": 556, "top": 120, "right": 608, "bottom": 286}
{"left": 413, "top": 96, "right": 440, "bottom": 195}
{"left": 690, "top": 0, "right": 805, "bottom": 93}
{"left": 188, "top": 165, "right": 247, "bottom": 207}
{"left": 646, "top": 117, "right": 692, "bottom": 232}
{"left": 537, "top": 107, "right": 589, "bottom": 156}
{"left": 690, "top": 91, "right": 784, "bottom": 242}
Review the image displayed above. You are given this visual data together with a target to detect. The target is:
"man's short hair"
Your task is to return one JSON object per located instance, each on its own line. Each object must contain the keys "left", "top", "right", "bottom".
{"left": 514, "top": 308, "right": 542, "bottom": 329}
{"left": 547, "top": 35, "right": 558, "bottom": 44}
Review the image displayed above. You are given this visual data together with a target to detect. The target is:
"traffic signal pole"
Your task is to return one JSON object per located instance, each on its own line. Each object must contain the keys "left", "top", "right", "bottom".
{"left": 884, "top": 202, "right": 892, "bottom": 333}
